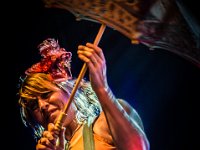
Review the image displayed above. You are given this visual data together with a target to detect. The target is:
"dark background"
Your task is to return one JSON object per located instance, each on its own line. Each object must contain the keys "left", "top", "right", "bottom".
{"left": 9, "top": 0, "right": 200, "bottom": 150}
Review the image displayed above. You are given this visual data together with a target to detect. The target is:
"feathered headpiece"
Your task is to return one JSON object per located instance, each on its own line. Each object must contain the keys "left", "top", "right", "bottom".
{"left": 25, "top": 38, "right": 72, "bottom": 82}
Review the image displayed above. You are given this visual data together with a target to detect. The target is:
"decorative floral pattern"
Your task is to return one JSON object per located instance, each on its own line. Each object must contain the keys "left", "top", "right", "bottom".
{"left": 25, "top": 38, "right": 73, "bottom": 82}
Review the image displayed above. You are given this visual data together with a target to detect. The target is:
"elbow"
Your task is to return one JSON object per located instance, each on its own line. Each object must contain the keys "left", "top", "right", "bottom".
{"left": 127, "top": 135, "right": 150, "bottom": 150}
{"left": 140, "top": 135, "right": 150, "bottom": 150}
{"left": 144, "top": 137, "right": 150, "bottom": 150}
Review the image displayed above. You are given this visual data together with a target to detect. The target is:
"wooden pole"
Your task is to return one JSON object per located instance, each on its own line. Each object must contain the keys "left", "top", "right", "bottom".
{"left": 55, "top": 24, "right": 106, "bottom": 129}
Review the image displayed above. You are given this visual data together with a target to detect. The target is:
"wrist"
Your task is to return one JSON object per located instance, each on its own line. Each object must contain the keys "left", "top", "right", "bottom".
{"left": 95, "top": 86, "right": 116, "bottom": 103}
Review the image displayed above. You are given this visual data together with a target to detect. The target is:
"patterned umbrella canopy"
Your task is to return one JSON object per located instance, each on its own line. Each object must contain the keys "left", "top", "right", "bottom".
{"left": 42, "top": 0, "right": 200, "bottom": 67}
{"left": 41, "top": 0, "right": 200, "bottom": 129}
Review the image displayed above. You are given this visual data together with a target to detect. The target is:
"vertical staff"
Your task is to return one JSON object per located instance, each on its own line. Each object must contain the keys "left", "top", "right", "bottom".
{"left": 55, "top": 24, "right": 106, "bottom": 129}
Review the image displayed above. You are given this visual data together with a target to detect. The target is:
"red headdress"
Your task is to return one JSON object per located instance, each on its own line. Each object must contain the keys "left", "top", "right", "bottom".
{"left": 25, "top": 38, "right": 72, "bottom": 82}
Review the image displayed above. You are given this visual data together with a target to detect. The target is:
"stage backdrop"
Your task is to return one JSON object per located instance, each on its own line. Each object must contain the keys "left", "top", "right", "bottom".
{"left": 13, "top": 1, "right": 200, "bottom": 150}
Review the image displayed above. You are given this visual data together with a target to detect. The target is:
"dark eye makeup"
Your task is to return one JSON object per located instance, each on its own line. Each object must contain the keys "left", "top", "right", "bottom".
{"left": 23, "top": 91, "right": 53, "bottom": 111}
{"left": 40, "top": 91, "right": 53, "bottom": 99}
{"left": 26, "top": 99, "right": 39, "bottom": 110}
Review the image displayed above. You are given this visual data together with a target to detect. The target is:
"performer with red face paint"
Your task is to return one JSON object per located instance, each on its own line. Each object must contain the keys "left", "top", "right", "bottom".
{"left": 18, "top": 38, "right": 149, "bottom": 150}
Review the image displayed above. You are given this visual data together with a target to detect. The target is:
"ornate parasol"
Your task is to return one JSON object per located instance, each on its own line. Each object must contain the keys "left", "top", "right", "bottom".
{"left": 41, "top": 0, "right": 200, "bottom": 129}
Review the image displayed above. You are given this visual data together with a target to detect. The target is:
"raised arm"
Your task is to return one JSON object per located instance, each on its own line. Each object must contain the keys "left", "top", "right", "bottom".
{"left": 95, "top": 87, "right": 149, "bottom": 150}
{"left": 77, "top": 43, "right": 150, "bottom": 150}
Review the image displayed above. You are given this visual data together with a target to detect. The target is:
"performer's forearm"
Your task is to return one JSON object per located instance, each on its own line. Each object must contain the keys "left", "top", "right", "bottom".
{"left": 95, "top": 87, "right": 149, "bottom": 150}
